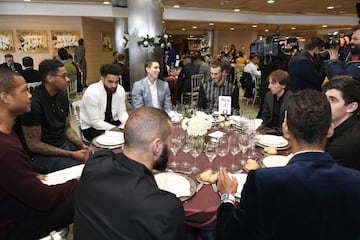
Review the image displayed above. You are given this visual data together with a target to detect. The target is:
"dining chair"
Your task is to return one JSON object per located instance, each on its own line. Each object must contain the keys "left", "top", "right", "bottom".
{"left": 26, "top": 81, "right": 42, "bottom": 92}
{"left": 181, "top": 73, "right": 204, "bottom": 107}
{"left": 71, "top": 99, "right": 89, "bottom": 144}
{"left": 67, "top": 76, "right": 77, "bottom": 101}
{"left": 251, "top": 75, "right": 261, "bottom": 106}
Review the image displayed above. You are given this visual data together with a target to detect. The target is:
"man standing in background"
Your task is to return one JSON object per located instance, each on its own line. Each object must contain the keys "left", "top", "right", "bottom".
{"left": 74, "top": 38, "right": 87, "bottom": 87}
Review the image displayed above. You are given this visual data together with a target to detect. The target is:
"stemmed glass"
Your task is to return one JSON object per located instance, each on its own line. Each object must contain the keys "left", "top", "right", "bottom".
{"left": 189, "top": 137, "right": 203, "bottom": 174}
{"left": 205, "top": 141, "right": 217, "bottom": 171}
{"left": 181, "top": 141, "right": 192, "bottom": 169}
{"left": 216, "top": 137, "right": 229, "bottom": 169}
{"left": 239, "top": 133, "right": 250, "bottom": 167}
{"left": 169, "top": 137, "right": 182, "bottom": 169}
{"left": 228, "top": 133, "right": 240, "bottom": 171}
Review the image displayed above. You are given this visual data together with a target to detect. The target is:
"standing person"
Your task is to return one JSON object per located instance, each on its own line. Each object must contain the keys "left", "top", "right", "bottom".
{"left": 21, "top": 56, "right": 40, "bottom": 83}
{"left": 0, "top": 69, "right": 78, "bottom": 240}
{"left": 74, "top": 106, "right": 187, "bottom": 240}
{"left": 328, "top": 25, "right": 360, "bottom": 80}
{"left": 261, "top": 70, "right": 293, "bottom": 134}
{"left": 243, "top": 55, "right": 261, "bottom": 98}
{"left": 215, "top": 89, "right": 360, "bottom": 240}
{"left": 178, "top": 55, "right": 199, "bottom": 93}
{"left": 21, "top": 59, "right": 87, "bottom": 174}
{"left": 0, "top": 54, "right": 22, "bottom": 73}
{"left": 58, "top": 48, "right": 77, "bottom": 94}
{"left": 167, "top": 42, "right": 176, "bottom": 68}
{"left": 323, "top": 75, "right": 360, "bottom": 170}
{"left": 74, "top": 38, "right": 87, "bottom": 87}
{"left": 288, "top": 37, "right": 326, "bottom": 92}
{"left": 193, "top": 55, "right": 211, "bottom": 83}
{"left": 132, "top": 59, "right": 172, "bottom": 112}
{"left": 198, "top": 61, "right": 240, "bottom": 112}
{"left": 80, "top": 64, "right": 128, "bottom": 141}
{"left": 117, "top": 53, "right": 130, "bottom": 92}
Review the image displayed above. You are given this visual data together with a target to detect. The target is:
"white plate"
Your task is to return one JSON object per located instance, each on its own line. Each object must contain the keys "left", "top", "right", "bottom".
{"left": 262, "top": 155, "right": 290, "bottom": 167}
{"left": 154, "top": 172, "right": 196, "bottom": 201}
{"left": 257, "top": 134, "right": 288, "bottom": 147}
{"left": 96, "top": 134, "right": 124, "bottom": 146}
{"left": 228, "top": 173, "right": 248, "bottom": 199}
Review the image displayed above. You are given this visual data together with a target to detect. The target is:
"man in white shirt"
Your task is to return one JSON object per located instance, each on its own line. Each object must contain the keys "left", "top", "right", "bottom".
{"left": 243, "top": 55, "right": 261, "bottom": 98}
{"left": 132, "top": 59, "right": 172, "bottom": 112}
{"left": 80, "top": 64, "right": 128, "bottom": 141}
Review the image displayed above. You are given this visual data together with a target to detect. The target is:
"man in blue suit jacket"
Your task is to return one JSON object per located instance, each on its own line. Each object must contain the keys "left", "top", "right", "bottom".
{"left": 132, "top": 59, "right": 172, "bottom": 112}
{"left": 215, "top": 89, "right": 360, "bottom": 240}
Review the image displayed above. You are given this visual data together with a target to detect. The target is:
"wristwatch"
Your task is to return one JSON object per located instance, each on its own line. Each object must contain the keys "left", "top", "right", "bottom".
{"left": 220, "top": 192, "right": 235, "bottom": 204}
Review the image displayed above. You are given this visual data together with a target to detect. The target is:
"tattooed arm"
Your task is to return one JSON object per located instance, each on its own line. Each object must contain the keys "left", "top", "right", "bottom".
{"left": 65, "top": 117, "right": 88, "bottom": 150}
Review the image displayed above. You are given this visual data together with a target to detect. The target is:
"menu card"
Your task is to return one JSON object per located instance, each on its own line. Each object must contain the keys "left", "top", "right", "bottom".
{"left": 218, "top": 96, "right": 231, "bottom": 115}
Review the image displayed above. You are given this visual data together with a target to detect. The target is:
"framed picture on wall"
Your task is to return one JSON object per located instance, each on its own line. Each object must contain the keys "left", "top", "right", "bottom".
{"left": 0, "top": 30, "right": 14, "bottom": 53}
{"left": 101, "top": 32, "right": 113, "bottom": 52}
{"left": 51, "top": 30, "right": 80, "bottom": 52}
{"left": 16, "top": 30, "right": 48, "bottom": 53}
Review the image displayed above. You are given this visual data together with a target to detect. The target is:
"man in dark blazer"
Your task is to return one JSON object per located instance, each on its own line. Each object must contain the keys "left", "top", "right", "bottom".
{"left": 21, "top": 56, "right": 40, "bottom": 83}
{"left": 0, "top": 54, "right": 22, "bottom": 73}
{"left": 215, "top": 89, "right": 360, "bottom": 240}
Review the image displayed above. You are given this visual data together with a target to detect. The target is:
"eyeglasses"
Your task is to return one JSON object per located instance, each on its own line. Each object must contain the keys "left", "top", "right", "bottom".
{"left": 52, "top": 74, "right": 69, "bottom": 80}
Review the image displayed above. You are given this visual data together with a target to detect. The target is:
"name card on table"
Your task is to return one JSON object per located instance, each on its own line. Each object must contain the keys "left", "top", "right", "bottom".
{"left": 218, "top": 96, "right": 231, "bottom": 115}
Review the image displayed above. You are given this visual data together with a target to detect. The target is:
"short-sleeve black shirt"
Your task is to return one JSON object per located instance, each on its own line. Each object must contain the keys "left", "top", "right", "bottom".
{"left": 21, "top": 85, "right": 69, "bottom": 147}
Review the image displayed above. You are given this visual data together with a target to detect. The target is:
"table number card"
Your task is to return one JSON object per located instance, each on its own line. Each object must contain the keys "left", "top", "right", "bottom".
{"left": 218, "top": 96, "right": 231, "bottom": 115}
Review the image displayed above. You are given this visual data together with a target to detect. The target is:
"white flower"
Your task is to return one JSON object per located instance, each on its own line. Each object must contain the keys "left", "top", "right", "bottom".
{"left": 181, "top": 111, "right": 214, "bottom": 137}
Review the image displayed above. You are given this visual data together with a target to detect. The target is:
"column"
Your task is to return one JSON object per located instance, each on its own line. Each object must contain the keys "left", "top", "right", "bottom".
{"left": 114, "top": 17, "right": 128, "bottom": 54}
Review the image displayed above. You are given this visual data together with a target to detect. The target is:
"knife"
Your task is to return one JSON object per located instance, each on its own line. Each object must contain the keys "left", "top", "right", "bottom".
{"left": 196, "top": 182, "right": 204, "bottom": 192}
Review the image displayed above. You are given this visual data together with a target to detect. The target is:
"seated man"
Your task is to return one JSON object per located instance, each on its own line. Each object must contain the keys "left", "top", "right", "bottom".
{"left": 132, "top": 59, "right": 172, "bottom": 112}
{"left": 215, "top": 89, "right": 360, "bottom": 239}
{"left": 74, "top": 107, "right": 187, "bottom": 239}
{"left": 323, "top": 75, "right": 360, "bottom": 170}
{"left": 80, "top": 64, "right": 128, "bottom": 141}
{"left": 198, "top": 61, "right": 240, "bottom": 112}
{"left": 21, "top": 59, "right": 87, "bottom": 174}
{"left": 0, "top": 53, "right": 22, "bottom": 73}
{"left": 261, "top": 69, "right": 293, "bottom": 134}
{"left": 21, "top": 56, "right": 40, "bottom": 83}
{"left": 0, "top": 69, "right": 78, "bottom": 240}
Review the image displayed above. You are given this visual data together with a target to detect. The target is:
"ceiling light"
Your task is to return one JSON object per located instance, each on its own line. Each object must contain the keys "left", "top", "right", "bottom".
{"left": 173, "top": 5, "right": 180, "bottom": 8}
{"left": 192, "top": 26, "right": 197, "bottom": 29}
{"left": 181, "top": 28, "right": 186, "bottom": 31}
{"left": 24, "top": 0, "right": 31, "bottom": 2}
{"left": 322, "top": 25, "right": 328, "bottom": 28}
{"left": 327, "top": 6, "right": 334, "bottom": 10}
{"left": 234, "top": 8, "right": 240, "bottom": 12}
{"left": 209, "top": 22, "right": 215, "bottom": 26}
{"left": 333, "top": 31, "right": 339, "bottom": 35}
{"left": 264, "top": 29, "right": 269, "bottom": 32}
{"left": 230, "top": 27, "right": 235, "bottom": 31}
{"left": 291, "top": 27, "right": 296, "bottom": 30}
{"left": 267, "top": 0, "right": 275, "bottom": 3}
{"left": 162, "top": 20, "right": 165, "bottom": 24}
{"left": 103, "top": 1, "right": 110, "bottom": 4}
{"left": 252, "top": 25, "right": 258, "bottom": 28}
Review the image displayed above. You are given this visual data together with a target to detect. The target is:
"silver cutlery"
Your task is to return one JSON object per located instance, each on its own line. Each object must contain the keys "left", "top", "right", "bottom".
{"left": 196, "top": 182, "right": 204, "bottom": 192}
{"left": 212, "top": 183, "right": 218, "bottom": 193}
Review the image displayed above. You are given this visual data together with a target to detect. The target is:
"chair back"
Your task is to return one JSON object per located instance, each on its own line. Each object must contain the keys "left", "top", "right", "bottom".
{"left": 27, "top": 81, "right": 42, "bottom": 92}
{"left": 71, "top": 100, "right": 89, "bottom": 143}
{"left": 67, "top": 76, "right": 77, "bottom": 100}
{"left": 191, "top": 73, "right": 204, "bottom": 93}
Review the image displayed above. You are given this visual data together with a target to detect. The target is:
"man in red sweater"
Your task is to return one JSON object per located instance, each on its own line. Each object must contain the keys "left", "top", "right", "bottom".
{"left": 0, "top": 68, "right": 78, "bottom": 239}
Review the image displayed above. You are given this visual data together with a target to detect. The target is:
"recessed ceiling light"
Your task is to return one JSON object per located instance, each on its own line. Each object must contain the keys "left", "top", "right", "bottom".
{"left": 103, "top": 1, "right": 110, "bottom": 4}
{"left": 264, "top": 29, "right": 269, "bottom": 32}
{"left": 267, "top": 0, "right": 275, "bottom": 3}
{"left": 252, "top": 25, "right": 258, "bottom": 28}
{"left": 291, "top": 27, "right": 296, "bottom": 30}
{"left": 230, "top": 27, "right": 235, "bottom": 31}
{"left": 327, "top": 6, "right": 335, "bottom": 10}
{"left": 24, "top": 0, "right": 31, "bottom": 2}
{"left": 181, "top": 28, "right": 186, "bottom": 31}
{"left": 322, "top": 25, "right": 328, "bottom": 28}
{"left": 234, "top": 8, "right": 240, "bottom": 12}
{"left": 173, "top": 5, "right": 180, "bottom": 8}
{"left": 209, "top": 22, "right": 215, "bottom": 26}
{"left": 192, "top": 26, "right": 197, "bottom": 29}
{"left": 162, "top": 21, "right": 165, "bottom": 24}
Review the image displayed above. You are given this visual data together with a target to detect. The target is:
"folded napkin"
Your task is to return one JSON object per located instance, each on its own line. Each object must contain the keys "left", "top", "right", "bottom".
{"left": 208, "top": 131, "right": 225, "bottom": 139}
{"left": 42, "top": 164, "right": 84, "bottom": 186}
{"left": 227, "top": 173, "right": 248, "bottom": 198}
{"left": 155, "top": 173, "right": 191, "bottom": 197}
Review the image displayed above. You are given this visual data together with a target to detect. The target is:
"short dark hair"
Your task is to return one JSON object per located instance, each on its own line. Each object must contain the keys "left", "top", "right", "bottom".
{"left": 286, "top": 89, "right": 331, "bottom": 145}
{"left": 268, "top": 69, "right": 291, "bottom": 86}
{"left": 100, "top": 64, "right": 121, "bottom": 77}
{"left": 124, "top": 106, "right": 172, "bottom": 149}
{"left": 78, "top": 38, "right": 84, "bottom": 45}
{"left": 38, "top": 59, "right": 64, "bottom": 83}
{"left": 58, "top": 48, "right": 68, "bottom": 61}
{"left": 4, "top": 54, "right": 13, "bottom": 59}
{"left": 323, "top": 75, "right": 360, "bottom": 114}
{"left": 249, "top": 55, "right": 259, "bottom": 61}
{"left": 22, "top": 56, "right": 34, "bottom": 67}
{"left": 145, "top": 58, "right": 160, "bottom": 72}
{"left": 304, "top": 37, "right": 325, "bottom": 50}
{"left": 210, "top": 61, "right": 226, "bottom": 72}
{"left": 0, "top": 68, "right": 20, "bottom": 94}
{"left": 117, "top": 53, "right": 126, "bottom": 62}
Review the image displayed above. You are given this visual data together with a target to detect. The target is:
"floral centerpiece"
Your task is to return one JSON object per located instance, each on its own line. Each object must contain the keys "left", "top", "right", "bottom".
{"left": 181, "top": 111, "right": 214, "bottom": 137}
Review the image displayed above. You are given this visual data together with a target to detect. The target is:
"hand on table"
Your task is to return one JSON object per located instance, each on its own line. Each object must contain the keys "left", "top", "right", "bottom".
{"left": 71, "top": 149, "right": 88, "bottom": 162}
{"left": 217, "top": 167, "right": 238, "bottom": 196}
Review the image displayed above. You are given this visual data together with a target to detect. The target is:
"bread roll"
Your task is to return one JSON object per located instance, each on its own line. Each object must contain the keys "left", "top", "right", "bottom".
{"left": 199, "top": 170, "right": 219, "bottom": 183}
{"left": 264, "top": 146, "right": 277, "bottom": 155}
{"left": 245, "top": 159, "right": 260, "bottom": 171}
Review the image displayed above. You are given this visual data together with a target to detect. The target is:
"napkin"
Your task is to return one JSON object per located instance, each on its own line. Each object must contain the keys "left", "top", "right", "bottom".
{"left": 42, "top": 164, "right": 84, "bottom": 186}
{"left": 227, "top": 173, "right": 248, "bottom": 198}
{"left": 208, "top": 131, "right": 225, "bottom": 139}
{"left": 155, "top": 173, "right": 191, "bottom": 197}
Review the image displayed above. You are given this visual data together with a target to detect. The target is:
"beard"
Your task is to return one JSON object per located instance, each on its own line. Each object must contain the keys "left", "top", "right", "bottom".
{"left": 153, "top": 144, "right": 169, "bottom": 170}
{"left": 350, "top": 43, "right": 360, "bottom": 55}
{"left": 105, "top": 85, "right": 117, "bottom": 94}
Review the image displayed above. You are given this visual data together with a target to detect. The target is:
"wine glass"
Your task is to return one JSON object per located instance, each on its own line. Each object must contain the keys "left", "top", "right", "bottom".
{"left": 189, "top": 137, "right": 203, "bottom": 174}
{"left": 228, "top": 133, "right": 240, "bottom": 171}
{"left": 216, "top": 137, "right": 229, "bottom": 169}
{"left": 169, "top": 138, "right": 182, "bottom": 169}
{"left": 181, "top": 141, "right": 192, "bottom": 168}
{"left": 205, "top": 141, "right": 217, "bottom": 171}
{"left": 239, "top": 133, "right": 250, "bottom": 167}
